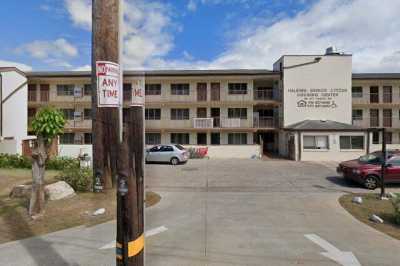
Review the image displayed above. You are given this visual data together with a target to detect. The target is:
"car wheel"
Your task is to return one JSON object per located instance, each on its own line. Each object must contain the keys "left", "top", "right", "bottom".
{"left": 170, "top": 157, "right": 179, "bottom": 165}
{"left": 364, "top": 176, "right": 378, "bottom": 190}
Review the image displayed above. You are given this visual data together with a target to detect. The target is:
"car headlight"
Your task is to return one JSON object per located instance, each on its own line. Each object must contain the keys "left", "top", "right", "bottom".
{"left": 352, "top": 169, "right": 361, "bottom": 175}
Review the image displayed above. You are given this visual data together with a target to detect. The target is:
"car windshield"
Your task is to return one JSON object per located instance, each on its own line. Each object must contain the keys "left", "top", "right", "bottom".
{"left": 358, "top": 153, "right": 382, "bottom": 164}
{"left": 174, "top": 144, "right": 185, "bottom": 150}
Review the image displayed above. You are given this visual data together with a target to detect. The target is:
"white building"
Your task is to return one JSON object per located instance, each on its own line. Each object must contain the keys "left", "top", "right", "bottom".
{"left": 0, "top": 67, "right": 30, "bottom": 154}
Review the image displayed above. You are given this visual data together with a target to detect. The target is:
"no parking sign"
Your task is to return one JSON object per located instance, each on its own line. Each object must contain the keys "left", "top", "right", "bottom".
{"left": 96, "top": 61, "right": 121, "bottom": 107}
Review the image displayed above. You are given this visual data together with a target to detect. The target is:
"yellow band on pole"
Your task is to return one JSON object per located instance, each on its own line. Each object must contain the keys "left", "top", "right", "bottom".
{"left": 127, "top": 234, "right": 145, "bottom": 257}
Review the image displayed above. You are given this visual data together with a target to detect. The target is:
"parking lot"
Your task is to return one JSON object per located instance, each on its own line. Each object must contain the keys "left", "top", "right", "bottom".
{"left": 145, "top": 159, "right": 400, "bottom": 266}
{"left": 1, "top": 158, "right": 400, "bottom": 266}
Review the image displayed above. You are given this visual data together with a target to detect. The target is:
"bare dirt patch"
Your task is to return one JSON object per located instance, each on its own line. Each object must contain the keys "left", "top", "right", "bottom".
{"left": 0, "top": 169, "right": 160, "bottom": 244}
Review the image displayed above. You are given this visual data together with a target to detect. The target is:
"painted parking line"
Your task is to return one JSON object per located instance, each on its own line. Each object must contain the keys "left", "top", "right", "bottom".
{"left": 99, "top": 226, "right": 168, "bottom": 250}
{"left": 305, "top": 234, "right": 361, "bottom": 266}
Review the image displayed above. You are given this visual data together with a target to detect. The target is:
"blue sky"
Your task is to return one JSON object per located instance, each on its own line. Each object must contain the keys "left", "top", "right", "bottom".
{"left": 1, "top": 0, "right": 399, "bottom": 72}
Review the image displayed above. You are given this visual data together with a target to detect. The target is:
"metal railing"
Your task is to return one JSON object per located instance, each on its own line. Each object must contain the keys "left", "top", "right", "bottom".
{"left": 254, "top": 89, "right": 274, "bottom": 100}
{"left": 193, "top": 118, "right": 213, "bottom": 129}
{"left": 253, "top": 116, "right": 277, "bottom": 128}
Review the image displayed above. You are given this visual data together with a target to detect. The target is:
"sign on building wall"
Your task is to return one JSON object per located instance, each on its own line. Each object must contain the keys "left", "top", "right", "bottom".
{"left": 131, "top": 77, "right": 145, "bottom": 106}
{"left": 288, "top": 88, "right": 348, "bottom": 109}
{"left": 96, "top": 61, "right": 121, "bottom": 107}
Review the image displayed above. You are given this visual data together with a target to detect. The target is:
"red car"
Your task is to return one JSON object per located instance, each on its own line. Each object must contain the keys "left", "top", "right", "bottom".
{"left": 337, "top": 150, "right": 400, "bottom": 189}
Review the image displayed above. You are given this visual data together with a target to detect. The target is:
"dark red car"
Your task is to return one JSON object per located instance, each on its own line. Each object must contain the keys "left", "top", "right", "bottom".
{"left": 337, "top": 150, "right": 400, "bottom": 189}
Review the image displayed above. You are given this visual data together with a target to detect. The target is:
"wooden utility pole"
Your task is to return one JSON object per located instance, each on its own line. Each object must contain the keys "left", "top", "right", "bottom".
{"left": 92, "top": 0, "right": 120, "bottom": 190}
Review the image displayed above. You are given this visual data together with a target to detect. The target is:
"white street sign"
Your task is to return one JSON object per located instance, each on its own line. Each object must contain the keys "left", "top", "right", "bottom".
{"left": 305, "top": 234, "right": 361, "bottom": 266}
{"left": 96, "top": 61, "right": 121, "bottom": 107}
{"left": 131, "top": 77, "right": 145, "bottom": 106}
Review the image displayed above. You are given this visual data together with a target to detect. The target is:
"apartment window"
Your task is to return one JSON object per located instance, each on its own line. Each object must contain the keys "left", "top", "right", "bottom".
{"left": 145, "top": 133, "right": 161, "bottom": 145}
{"left": 84, "top": 84, "right": 92, "bottom": 96}
{"left": 145, "top": 84, "right": 161, "bottom": 95}
{"left": 84, "top": 109, "right": 92, "bottom": 120}
{"left": 303, "top": 135, "right": 329, "bottom": 150}
{"left": 123, "top": 83, "right": 132, "bottom": 101}
{"left": 145, "top": 109, "right": 161, "bottom": 120}
{"left": 228, "top": 83, "right": 247, "bottom": 95}
{"left": 171, "top": 133, "right": 190, "bottom": 144}
{"left": 197, "top": 83, "right": 207, "bottom": 101}
{"left": 385, "top": 132, "right": 393, "bottom": 144}
{"left": 383, "top": 109, "right": 392, "bottom": 127}
{"left": 40, "top": 84, "right": 49, "bottom": 102}
{"left": 352, "top": 109, "right": 363, "bottom": 120}
{"left": 28, "top": 84, "right": 37, "bottom": 101}
{"left": 171, "top": 84, "right": 190, "bottom": 95}
{"left": 197, "top": 133, "right": 207, "bottom": 145}
{"left": 370, "top": 109, "right": 379, "bottom": 127}
{"left": 340, "top": 136, "right": 364, "bottom": 150}
{"left": 62, "top": 109, "right": 74, "bottom": 120}
{"left": 370, "top": 86, "right": 379, "bottom": 103}
{"left": 84, "top": 133, "right": 92, "bottom": 144}
{"left": 28, "top": 108, "right": 36, "bottom": 118}
{"left": 228, "top": 108, "right": 247, "bottom": 119}
{"left": 57, "top": 84, "right": 74, "bottom": 96}
{"left": 228, "top": 133, "right": 247, "bottom": 145}
{"left": 383, "top": 86, "right": 392, "bottom": 103}
{"left": 211, "top": 83, "right": 220, "bottom": 101}
{"left": 372, "top": 132, "right": 380, "bottom": 144}
{"left": 60, "top": 133, "right": 75, "bottom": 144}
{"left": 351, "top": 87, "right": 363, "bottom": 98}
{"left": 171, "top": 109, "right": 189, "bottom": 120}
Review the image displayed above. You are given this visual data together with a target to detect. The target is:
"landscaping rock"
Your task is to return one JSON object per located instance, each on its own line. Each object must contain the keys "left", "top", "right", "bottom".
{"left": 370, "top": 214, "right": 384, "bottom": 223}
{"left": 93, "top": 208, "right": 105, "bottom": 216}
{"left": 352, "top": 196, "right": 363, "bottom": 204}
{"left": 9, "top": 184, "right": 32, "bottom": 199}
{"left": 45, "top": 181, "right": 75, "bottom": 201}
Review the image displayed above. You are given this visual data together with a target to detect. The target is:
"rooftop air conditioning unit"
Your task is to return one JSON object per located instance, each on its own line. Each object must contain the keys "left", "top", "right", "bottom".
{"left": 325, "top": 46, "right": 340, "bottom": 55}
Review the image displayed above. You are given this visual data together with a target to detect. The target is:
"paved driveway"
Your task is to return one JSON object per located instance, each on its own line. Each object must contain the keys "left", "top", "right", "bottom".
{"left": 1, "top": 159, "right": 400, "bottom": 266}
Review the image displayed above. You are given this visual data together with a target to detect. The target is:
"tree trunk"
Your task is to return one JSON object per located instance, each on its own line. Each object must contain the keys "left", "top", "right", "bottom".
{"left": 29, "top": 136, "right": 48, "bottom": 217}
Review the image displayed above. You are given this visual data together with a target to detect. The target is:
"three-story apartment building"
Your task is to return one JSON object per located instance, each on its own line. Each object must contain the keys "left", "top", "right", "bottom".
{"left": 5, "top": 49, "right": 398, "bottom": 160}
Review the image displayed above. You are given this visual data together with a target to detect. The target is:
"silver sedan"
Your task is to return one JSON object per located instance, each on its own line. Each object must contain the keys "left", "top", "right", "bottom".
{"left": 145, "top": 144, "right": 189, "bottom": 165}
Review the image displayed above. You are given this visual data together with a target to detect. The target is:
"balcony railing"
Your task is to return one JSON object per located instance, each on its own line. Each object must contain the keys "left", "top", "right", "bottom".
{"left": 352, "top": 92, "right": 398, "bottom": 104}
{"left": 193, "top": 118, "right": 213, "bottom": 129}
{"left": 254, "top": 89, "right": 274, "bottom": 101}
{"left": 352, "top": 115, "right": 399, "bottom": 128}
{"left": 253, "top": 116, "right": 277, "bottom": 128}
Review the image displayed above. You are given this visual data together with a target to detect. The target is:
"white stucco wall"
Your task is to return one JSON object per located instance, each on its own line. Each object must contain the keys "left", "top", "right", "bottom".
{"left": 281, "top": 55, "right": 352, "bottom": 127}
{"left": 300, "top": 131, "right": 368, "bottom": 161}
{"left": 188, "top": 145, "right": 261, "bottom": 159}
{"left": 58, "top": 144, "right": 92, "bottom": 158}
{"left": 0, "top": 69, "right": 28, "bottom": 154}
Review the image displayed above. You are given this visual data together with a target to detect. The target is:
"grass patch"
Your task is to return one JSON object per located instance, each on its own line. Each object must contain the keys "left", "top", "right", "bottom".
{"left": 339, "top": 193, "right": 400, "bottom": 240}
{"left": 0, "top": 168, "right": 161, "bottom": 244}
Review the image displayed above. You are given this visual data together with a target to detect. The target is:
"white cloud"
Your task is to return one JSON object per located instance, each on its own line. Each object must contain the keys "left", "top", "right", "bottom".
{"left": 0, "top": 60, "right": 32, "bottom": 72}
{"left": 74, "top": 64, "right": 91, "bottom": 71}
{"left": 205, "top": 0, "right": 400, "bottom": 72}
{"left": 65, "top": 0, "right": 92, "bottom": 30}
{"left": 62, "top": 0, "right": 400, "bottom": 72}
{"left": 64, "top": 0, "right": 174, "bottom": 69}
{"left": 187, "top": 0, "right": 197, "bottom": 12}
{"left": 16, "top": 38, "right": 78, "bottom": 68}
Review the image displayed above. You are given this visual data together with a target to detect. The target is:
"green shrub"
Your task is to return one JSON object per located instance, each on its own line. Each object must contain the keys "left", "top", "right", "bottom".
{"left": 0, "top": 154, "right": 31, "bottom": 169}
{"left": 47, "top": 157, "right": 79, "bottom": 170}
{"left": 57, "top": 165, "right": 93, "bottom": 192}
{"left": 0, "top": 154, "right": 79, "bottom": 170}
{"left": 391, "top": 194, "right": 400, "bottom": 225}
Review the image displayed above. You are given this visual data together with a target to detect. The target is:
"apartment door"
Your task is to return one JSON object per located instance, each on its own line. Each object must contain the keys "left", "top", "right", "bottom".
{"left": 211, "top": 108, "right": 220, "bottom": 127}
{"left": 197, "top": 133, "right": 207, "bottom": 145}
{"left": 197, "top": 107, "right": 207, "bottom": 118}
{"left": 211, "top": 83, "right": 220, "bottom": 101}
{"left": 211, "top": 132, "right": 220, "bottom": 145}
{"left": 370, "top": 109, "right": 379, "bottom": 127}
{"left": 197, "top": 83, "right": 207, "bottom": 101}
{"left": 370, "top": 86, "right": 379, "bottom": 103}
